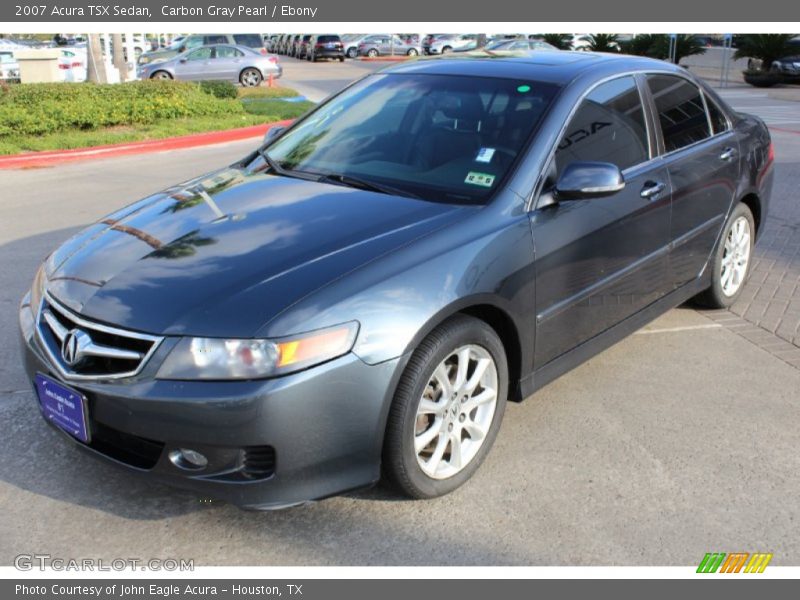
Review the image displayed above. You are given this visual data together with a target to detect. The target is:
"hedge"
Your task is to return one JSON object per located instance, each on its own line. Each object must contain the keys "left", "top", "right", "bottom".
{"left": 0, "top": 80, "right": 244, "bottom": 137}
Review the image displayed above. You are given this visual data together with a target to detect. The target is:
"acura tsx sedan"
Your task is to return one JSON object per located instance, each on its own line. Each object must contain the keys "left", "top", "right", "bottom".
{"left": 19, "top": 52, "right": 773, "bottom": 509}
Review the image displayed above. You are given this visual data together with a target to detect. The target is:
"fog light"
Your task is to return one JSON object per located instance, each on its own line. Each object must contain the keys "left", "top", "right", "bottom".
{"left": 169, "top": 448, "right": 208, "bottom": 471}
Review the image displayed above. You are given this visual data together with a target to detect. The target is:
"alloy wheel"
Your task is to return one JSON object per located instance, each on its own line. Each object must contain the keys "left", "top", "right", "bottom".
{"left": 721, "top": 215, "right": 751, "bottom": 297}
{"left": 413, "top": 344, "right": 498, "bottom": 480}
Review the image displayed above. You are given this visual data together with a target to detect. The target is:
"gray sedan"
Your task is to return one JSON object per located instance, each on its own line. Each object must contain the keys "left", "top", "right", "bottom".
{"left": 137, "top": 44, "right": 282, "bottom": 86}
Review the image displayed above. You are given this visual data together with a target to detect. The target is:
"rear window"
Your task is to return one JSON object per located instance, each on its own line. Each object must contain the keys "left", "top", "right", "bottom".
{"left": 317, "top": 36, "right": 341, "bottom": 43}
{"left": 233, "top": 34, "right": 264, "bottom": 48}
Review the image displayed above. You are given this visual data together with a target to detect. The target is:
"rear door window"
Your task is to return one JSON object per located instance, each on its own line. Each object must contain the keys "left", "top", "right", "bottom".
{"left": 647, "top": 75, "right": 712, "bottom": 152}
{"left": 555, "top": 75, "right": 650, "bottom": 174}
{"left": 233, "top": 34, "right": 264, "bottom": 48}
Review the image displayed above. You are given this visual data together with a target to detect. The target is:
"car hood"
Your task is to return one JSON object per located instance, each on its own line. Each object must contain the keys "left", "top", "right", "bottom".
{"left": 45, "top": 167, "right": 466, "bottom": 338}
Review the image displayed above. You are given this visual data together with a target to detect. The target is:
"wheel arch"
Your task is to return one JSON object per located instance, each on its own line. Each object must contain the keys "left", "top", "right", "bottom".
{"left": 397, "top": 296, "right": 525, "bottom": 402}
{"left": 738, "top": 192, "right": 762, "bottom": 239}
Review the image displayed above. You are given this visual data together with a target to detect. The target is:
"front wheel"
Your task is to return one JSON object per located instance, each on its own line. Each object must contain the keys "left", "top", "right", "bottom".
{"left": 407, "top": 48, "right": 419, "bottom": 56}
{"left": 383, "top": 315, "right": 508, "bottom": 499}
{"left": 240, "top": 68, "right": 262, "bottom": 87}
{"left": 347, "top": 47, "right": 358, "bottom": 58}
{"left": 150, "top": 70, "right": 172, "bottom": 80}
{"left": 367, "top": 48, "right": 379, "bottom": 58}
{"left": 694, "top": 202, "right": 755, "bottom": 308}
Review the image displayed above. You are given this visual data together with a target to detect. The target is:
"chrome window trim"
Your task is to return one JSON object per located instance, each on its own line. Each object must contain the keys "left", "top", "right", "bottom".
{"left": 34, "top": 291, "right": 163, "bottom": 382}
{"left": 529, "top": 70, "right": 656, "bottom": 211}
{"left": 528, "top": 68, "right": 733, "bottom": 211}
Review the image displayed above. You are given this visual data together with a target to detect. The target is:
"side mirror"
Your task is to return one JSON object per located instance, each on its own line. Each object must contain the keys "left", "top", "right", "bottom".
{"left": 179, "top": 57, "right": 188, "bottom": 63}
{"left": 555, "top": 161, "right": 625, "bottom": 200}
{"left": 262, "top": 125, "right": 286, "bottom": 145}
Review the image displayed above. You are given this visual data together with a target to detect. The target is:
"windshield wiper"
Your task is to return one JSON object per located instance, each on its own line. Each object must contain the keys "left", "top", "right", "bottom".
{"left": 256, "top": 147, "right": 293, "bottom": 178}
{"left": 317, "top": 172, "right": 420, "bottom": 199}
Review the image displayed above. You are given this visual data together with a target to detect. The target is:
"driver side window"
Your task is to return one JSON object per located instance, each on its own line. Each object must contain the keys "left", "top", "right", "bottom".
{"left": 554, "top": 76, "right": 649, "bottom": 177}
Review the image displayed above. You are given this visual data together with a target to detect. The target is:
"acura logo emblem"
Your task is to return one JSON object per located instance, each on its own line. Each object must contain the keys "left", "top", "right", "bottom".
{"left": 61, "top": 329, "right": 91, "bottom": 367}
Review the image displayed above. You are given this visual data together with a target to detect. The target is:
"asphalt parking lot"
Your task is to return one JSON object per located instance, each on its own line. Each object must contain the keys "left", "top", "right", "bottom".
{"left": 0, "top": 62, "right": 799, "bottom": 566}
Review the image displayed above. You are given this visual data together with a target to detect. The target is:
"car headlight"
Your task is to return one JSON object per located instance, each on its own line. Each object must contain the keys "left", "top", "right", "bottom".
{"left": 30, "top": 263, "right": 46, "bottom": 312}
{"left": 156, "top": 321, "right": 359, "bottom": 380}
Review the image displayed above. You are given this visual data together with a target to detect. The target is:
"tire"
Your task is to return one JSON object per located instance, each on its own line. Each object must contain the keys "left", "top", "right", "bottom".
{"left": 347, "top": 47, "right": 358, "bottom": 59}
{"left": 407, "top": 48, "right": 419, "bottom": 56}
{"left": 339, "top": 56, "right": 345, "bottom": 62}
{"left": 239, "top": 68, "right": 262, "bottom": 87}
{"left": 367, "top": 48, "right": 379, "bottom": 58}
{"left": 694, "top": 202, "right": 755, "bottom": 308}
{"left": 442, "top": 46, "right": 453, "bottom": 54}
{"left": 383, "top": 315, "right": 508, "bottom": 499}
{"left": 150, "top": 70, "right": 172, "bottom": 80}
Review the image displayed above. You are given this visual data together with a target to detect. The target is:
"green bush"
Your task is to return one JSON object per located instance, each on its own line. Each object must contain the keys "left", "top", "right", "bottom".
{"left": 0, "top": 80, "right": 244, "bottom": 137}
{"left": 198, "top": 80, "right": 238, "bottom": 100}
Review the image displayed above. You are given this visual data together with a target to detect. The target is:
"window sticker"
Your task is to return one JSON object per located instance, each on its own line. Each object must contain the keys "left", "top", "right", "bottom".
{"left": 465, "top": 172, "right": 496, "bottom": 188}
{"left": 475, "top": 147, "right": 496, "bottom": 163}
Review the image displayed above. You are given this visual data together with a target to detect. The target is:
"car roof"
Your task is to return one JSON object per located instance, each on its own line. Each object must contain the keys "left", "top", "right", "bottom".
{"left": 382, "top": 51, "right": 686, "bottom": 85}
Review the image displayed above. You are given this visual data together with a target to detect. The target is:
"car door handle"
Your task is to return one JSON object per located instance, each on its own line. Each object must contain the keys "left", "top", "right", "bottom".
{"left": 720, "top": 147, "right": 737, "bottom": 161}
{"left": 640, "top": 181, "right": 666, "bottom": 200}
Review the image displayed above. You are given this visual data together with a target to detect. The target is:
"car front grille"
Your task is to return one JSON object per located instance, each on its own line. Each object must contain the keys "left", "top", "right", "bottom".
{"left": 36, "top": 292, "right": 162, "bottom": 381}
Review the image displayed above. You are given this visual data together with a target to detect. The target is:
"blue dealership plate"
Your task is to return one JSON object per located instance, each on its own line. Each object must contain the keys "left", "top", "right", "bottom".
{"left": 34, "top": 373, "right": 90, "bottom": 443}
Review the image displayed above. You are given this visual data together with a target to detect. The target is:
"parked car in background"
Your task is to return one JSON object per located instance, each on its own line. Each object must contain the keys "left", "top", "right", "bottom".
{"left": 20, "top": 52, "right": 773, "bottom": 509}
{"left": 480, "top": 39, "right": 557, "bottom": 52}
{"left": 307, "top": 35, "right": 345, "bottom": 62}
{"left": 0, "top": 51, "right": 20, "bottom": 82}
{"left": 59, "top": 48, "right": 87, "bottom": 82}
{"left": 342, "top": 34, "right": 372, "bottom": 59}
{"left": 288, "top": 34, "right": 303, "bottom": 57}
{"left": 770, "top": 36, "right": 800, "bottom": 81}
{"left": 137, "top": 44, "right": 281, "bottom": 86}
{"left": 296, "top": 34, "right": 313, "bottom": 59}
{"left": 359, "top": 35, "right": 420, "bottom": 57}
{"left": 138, "top": 34, "right": 267, "bottom": 65}
{"left": 424, "top": 34, "right": 482, "bottom": 54}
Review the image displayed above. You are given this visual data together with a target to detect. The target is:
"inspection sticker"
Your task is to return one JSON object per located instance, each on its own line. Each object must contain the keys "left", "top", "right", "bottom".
{"left": 465, "top": 171, "right": 496, "bottom": 187}
{"left": 475, "top": 147, "right": 496, "bottom": 163}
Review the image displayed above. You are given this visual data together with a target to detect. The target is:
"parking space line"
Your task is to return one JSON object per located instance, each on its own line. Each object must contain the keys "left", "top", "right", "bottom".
{"left": 635, "top": 323, "right": 723, "bottom": 335}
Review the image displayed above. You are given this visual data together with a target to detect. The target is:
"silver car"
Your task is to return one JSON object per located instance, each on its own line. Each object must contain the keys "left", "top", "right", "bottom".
{"left": 137, "top": 44, "right": 281, "bottom": 86}
{"left": 424, "top": 34, "right": 481, "bottom": 55}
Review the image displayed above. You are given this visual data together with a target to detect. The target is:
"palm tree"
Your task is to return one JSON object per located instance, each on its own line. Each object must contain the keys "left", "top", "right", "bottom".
{"left": 540, "top": 34, "right": 573, "bottom": 51}
{"left": 619, "top": 34, "right": 663, "bottom": 58}
{"left": 580, "top": 34, "right": 619, "bottom": 53}
{"left": 653, "top": 34, "right": 707, "bottom": 64}
{"left": 734, "top": 34, "right": 797, "bottom": 71}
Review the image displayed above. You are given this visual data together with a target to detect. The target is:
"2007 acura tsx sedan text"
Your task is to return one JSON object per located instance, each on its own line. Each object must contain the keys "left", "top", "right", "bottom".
{"left": 19, "top": 52, "right": 773, "bottom": 509}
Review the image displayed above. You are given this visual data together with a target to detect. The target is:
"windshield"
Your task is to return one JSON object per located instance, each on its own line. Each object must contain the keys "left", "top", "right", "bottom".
{"left": 254, "top": 73, "right": 559, "bottom": 204}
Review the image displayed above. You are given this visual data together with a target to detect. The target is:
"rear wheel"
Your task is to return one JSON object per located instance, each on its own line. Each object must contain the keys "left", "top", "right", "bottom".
{"left": 442, "top": 46, "right": 453, "bottom": 54}
{"left": 407, "top": 48, "right": 419, "bottom": 56}
{"left": 367, "top": 48, "right": 379, "bottom": 58}
{"left": 694, "top": 202, "right": 755, "bottom": 308}
{"left": 383, "top": 315, "right": 508, "bottom": 499}
{"left": 150, "top": 70, "right": 172, "bottom": 80}
{"left": 239, "top": 68, "right": 262, "bottom": 87}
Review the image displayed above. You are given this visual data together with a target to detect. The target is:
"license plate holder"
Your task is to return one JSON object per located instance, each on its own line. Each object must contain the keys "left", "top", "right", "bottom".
{"left": 34, "top": 372, "right": 91, "bottom": 444}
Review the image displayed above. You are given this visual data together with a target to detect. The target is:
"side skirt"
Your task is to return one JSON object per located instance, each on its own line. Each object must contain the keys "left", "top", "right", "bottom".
{"left": 518, "top": 274, "right": 711, "bottom": 400}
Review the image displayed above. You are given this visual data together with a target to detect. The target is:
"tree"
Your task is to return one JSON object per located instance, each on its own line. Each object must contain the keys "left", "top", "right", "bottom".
{"left": 112, "top": 33, "right": 127, "bottom": 82}
{"left": 540, "top": 34, "right": 573, "bottom": 50}
{"left": 653, "top": 34, "right": 707, "bottom": 64}
{"left": 734, "top": 34, "right": 797, "bottom": 71}
{"left": 580, "top": 34, "right": 619, "bottom": 53}
{"left": 86, "top": 33, "right": 108, "bottom": 83}
{"left": 619, "top": 34, "right": 663, "bottom": 58}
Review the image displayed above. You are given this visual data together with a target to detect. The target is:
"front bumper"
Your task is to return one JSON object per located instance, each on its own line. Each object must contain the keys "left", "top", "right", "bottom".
{"left": 19, "top": 298, "right": 405, "bottom": 509}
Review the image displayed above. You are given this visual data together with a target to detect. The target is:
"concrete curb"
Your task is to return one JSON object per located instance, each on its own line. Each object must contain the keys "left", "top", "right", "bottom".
{"left": 0, "top": 119, "right": 294, "bottom": 170}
